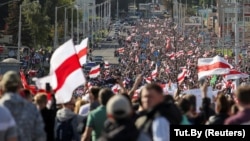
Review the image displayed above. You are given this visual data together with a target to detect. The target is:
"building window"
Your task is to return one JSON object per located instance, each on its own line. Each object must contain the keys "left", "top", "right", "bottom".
{"left": 246, "top": 17, "right": 250, "bottom": 22}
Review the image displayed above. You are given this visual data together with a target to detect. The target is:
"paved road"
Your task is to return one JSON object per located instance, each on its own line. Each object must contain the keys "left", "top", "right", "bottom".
{"left": 93, "top": 48, "right": 119, "bottom": 64}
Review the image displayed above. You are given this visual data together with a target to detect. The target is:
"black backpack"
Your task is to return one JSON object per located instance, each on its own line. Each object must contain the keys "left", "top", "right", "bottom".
{"left": 55, "top": 117, "right": 75, "bottom": 141}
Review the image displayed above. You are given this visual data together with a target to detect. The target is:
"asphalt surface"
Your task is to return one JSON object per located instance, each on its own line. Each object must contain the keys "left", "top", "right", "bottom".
{"left": 92, "top": 48, "right": 119, "bottom": 64}
{"left": 93, "top": 23, "right": 129, "bottom": 65}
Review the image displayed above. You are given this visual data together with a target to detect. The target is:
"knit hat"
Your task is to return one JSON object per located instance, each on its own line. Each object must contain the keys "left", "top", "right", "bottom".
{"left": 106, "top": 94, "right": 132, "bottom": 119}
{"left": 0, "top": 71, "right": 21, "bottom": 89}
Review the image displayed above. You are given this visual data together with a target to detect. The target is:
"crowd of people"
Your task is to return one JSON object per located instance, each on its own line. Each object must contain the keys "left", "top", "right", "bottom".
{"left": 0, "top": 17, "right": 250, "bottom": 141}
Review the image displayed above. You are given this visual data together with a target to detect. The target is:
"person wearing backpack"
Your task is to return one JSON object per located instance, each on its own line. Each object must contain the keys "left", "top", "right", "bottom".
{"left": 55, "top": 98, "right": 84, "bottom": 141}
{"left": 135, "top": 83, "right": 182, "bottom": 141}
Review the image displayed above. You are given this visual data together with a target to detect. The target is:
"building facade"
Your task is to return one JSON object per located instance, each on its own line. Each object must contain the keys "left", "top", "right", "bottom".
{"left": 216, "top": 0, "right": 250, "bottom": 44}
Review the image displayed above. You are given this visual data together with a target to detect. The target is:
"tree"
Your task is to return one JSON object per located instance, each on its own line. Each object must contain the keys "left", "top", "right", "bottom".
{"left": 22, "top": 0, "right": 51, "bottom": 47}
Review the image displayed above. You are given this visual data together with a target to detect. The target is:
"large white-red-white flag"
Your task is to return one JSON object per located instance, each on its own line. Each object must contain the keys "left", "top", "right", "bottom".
{"left": 75, "top": 38, "right": 88, "bottom": 65}
{"left": 35, "top": 39, "right": 86, "bottom": 104}
{"left": 198, "top": 55, "right": 232, "bottom": 80}
{"left": 225, "top": 69, "right": 249, "bottom": 81}
{"left": 89, "top": 65, "right": 100, "bottom": 78}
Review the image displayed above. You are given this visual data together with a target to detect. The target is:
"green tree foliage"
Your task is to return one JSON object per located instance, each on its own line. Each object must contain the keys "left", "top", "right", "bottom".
{"left": 22, "top": 0, "right": 51, "bottom": 47}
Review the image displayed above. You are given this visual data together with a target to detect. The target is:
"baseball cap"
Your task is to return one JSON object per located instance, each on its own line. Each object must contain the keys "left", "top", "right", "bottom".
{"left": 106, "top": 94, "right": 132, "bottom": 119}
{"left": 0, "top": 71, "right": 21, "bottom": 89}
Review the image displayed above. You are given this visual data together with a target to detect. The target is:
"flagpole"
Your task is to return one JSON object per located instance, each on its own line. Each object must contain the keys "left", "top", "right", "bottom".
{"left": 235, "top": 2, "right": 239, "bottom": 88}
{"left": 172, "top": 0, "right": 178, "bottom": 88}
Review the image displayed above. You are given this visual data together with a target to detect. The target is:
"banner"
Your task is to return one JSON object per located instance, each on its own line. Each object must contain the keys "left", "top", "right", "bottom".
{"left": 183, "top": 87, "right": 218, "bottom": 112}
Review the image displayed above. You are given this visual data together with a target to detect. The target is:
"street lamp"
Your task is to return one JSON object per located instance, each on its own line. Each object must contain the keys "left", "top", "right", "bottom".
{"left": 54, "top": 4, "right": 72, "bottom": 49}
{"left": 64, "top": 6, "right": 72, "bottom": 42}
{"left": 18, "top": 0, "right": 39, "bottom": 61}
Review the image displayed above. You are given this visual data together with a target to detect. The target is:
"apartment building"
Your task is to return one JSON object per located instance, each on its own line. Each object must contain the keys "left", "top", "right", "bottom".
{"left": 216, "top": 0, "right": 250, "bottom": 44}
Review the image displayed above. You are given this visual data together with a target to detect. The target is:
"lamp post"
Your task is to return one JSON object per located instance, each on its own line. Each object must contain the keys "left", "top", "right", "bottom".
{"left": 54, "top": 3, "right": 74, "bottom": 49}
{"left": 235, "top": 2, "right": 239, "bottom": 88}
{"left": 54, "top": 6, "right": 58, "bottom": 49}
{"left": 117, "top": 0, "right": 119, "bottom": 20}
{"left": 18, "top": 0, "right": 38, "bottom": 61}
{"left": 109, "top": 0, "right": 111, "bottom": 25}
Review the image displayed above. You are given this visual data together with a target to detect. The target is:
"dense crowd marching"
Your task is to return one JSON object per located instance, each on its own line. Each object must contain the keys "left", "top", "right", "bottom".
{"left": 0, "top": 17, "right": 250, "bottom": 141}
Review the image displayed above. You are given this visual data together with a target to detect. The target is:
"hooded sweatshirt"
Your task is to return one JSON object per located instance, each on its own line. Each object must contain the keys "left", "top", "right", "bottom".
{"left": 55, "top": 108, "right": 84, "bottom": 141}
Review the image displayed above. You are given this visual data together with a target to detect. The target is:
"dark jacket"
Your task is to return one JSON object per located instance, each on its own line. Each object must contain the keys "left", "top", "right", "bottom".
{"left": 206, "top": 113, "right": 229, "bottom": 125}
{"left": 135, "top": 102, "right": 182, "bottom": 138}
{"left": 98, "top": 119, "right": 151, "bottom": 141}
{"left": 41, "top": 107, "right": 56, "bottom": 141}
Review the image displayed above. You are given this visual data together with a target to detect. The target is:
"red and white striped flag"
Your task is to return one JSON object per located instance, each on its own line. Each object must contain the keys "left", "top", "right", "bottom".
{"left": 187, "top": 50, "right": 193, "bottom": 56}
{"left": 178, "top": 69, "right": 187, "bottom": 84}
{"left": 225, "top": 69, "right": 249, "bottom": 81}
{"left": 104, "top": 61, "right": 109, "bottom": 69}
{"left": 112, "top": 84, "right": 120, "bottom": 94}
{"left": 145, "top": 77, "right": 152, "bottom": 83}
{"left": 75, "top": 38, "right": 88, "bottom": 65}
{"left": 198, "top": 55, "right": 232, "bottom": 80}
{"left": 151, "top": 65, "right": 158, "bottom": 79}
{"left": 167, "top": 52, "right": 175, "bottom": 60}
{"left": 89, "top": 65, "right": 100, "bottom": 78}
{"left": 117, "top": 47, "right": 125, "bottom": 54}
{"left": 35, "top": 39, "right": 86, "bottom": 104}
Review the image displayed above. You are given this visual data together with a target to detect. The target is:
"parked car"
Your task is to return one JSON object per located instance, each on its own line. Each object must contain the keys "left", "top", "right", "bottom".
{"left": 92, "top": 56, "right": 104, "bottom": 60}
{"left": 93, "top": 58, "right": 104, "bottom": 67}
{"left": 84, "top": 62, "right": 97, "bottom": 68}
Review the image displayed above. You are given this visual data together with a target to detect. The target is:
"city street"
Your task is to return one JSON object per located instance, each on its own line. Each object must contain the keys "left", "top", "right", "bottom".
{"left": 92, "top": 47, "right": 119, "bottom": 64}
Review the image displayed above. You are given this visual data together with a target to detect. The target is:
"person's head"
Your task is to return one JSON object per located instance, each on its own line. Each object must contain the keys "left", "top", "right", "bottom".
{"left": 33, "top": 93, "right": 47, "bottom": 110}
{"left": 106, "top": 94, "right": 132, "bottom": 123}
{"left": 89, "top": 86, "right": 101, "bottom": 102}
{"left": 183, "top": 94, "right": 196, "bottom": 114}
{"left": 62, "top": 97, "right": 76, "bottom": 111}
{"left": 177, "top": 98, "right": 192, "bottom": 115}
{"left": 98, "top": 88, "right": 114, "bottom": 106}
{"left": 140, "top": 83, "right": 164, "bottom": 110}
{"left": 74, "top": 98, "right": 87, "bottom": 114}
{"left": 164, "top": 95, "right": 175, "bottom": 104}
{"left": 20, "top": 89, "right": 33, "bottom": 102}
{"left": 235, "top": 86, "right": 250, "bottom": 110}
{"left": 215, "top": 93, "right": 230, "bottom": 114}
{"left": 0, "top": 71, "right": 22, "bottom": 93}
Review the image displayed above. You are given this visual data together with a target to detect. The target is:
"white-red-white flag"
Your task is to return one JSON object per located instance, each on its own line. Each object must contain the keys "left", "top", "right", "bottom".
{"left": 187, "top": 50, "right": 193, "bottom": 56}
{"left": 151, "top": 65, "right": 158, "bottom": 79}
{"left": 112, "top": 84, "right": 120, "bottom": 94}
{"left": 225, "top": 69, "right": 249, "bottom": 81}
{"left": 145, "top": 77, "right": 152, "bottom": 83}
{"left": 117, "top": 47, "right": 125, "bottom": 54}
{"left": 198, "top": 55, "right": 232, "bottom": 80}
{"left": 35, "top": 39, "right": 86, "bottom": 104}
{"left": 178, "top": 69, "right": 187, "bottom": 84}
{"left": 104, "top": 61, "right": 109, "bottom": 69}
{"left": 89, "top": 65, "right": 100, "bottom": 78}
{"left": 75, "top": 38, "right": 88, "bottom": 65}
